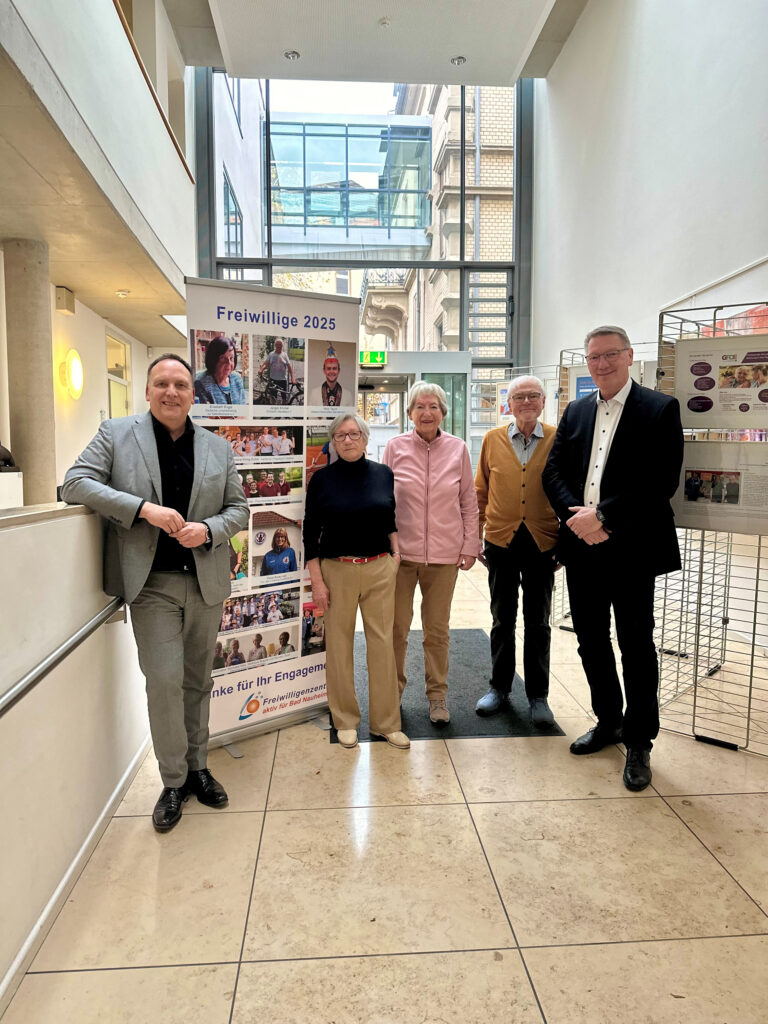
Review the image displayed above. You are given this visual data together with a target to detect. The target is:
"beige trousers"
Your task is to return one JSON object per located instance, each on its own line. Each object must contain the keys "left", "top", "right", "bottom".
{"left": 321, "top": 555, "right": 401, "bottom": 734}
{"left": 393, "top": 561, "right": 459, "bottom": 700}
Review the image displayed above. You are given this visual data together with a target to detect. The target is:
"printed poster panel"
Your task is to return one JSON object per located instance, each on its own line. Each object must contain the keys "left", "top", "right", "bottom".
{"left": 673, "top": 440, "right": 768, "bottom": 535}
{"left": 566, "top": 362, "right": 640, "bottom": 402}
{"left": 185, "top": 278, "right": 360, "bottom": 741}
{"left": 306, "top": 338, "right": 358, "bottom": 414}
{"left": 675, "top": 336, "right": 768, "bottom": 428}
{"left": 186, "top": 277, "right": 359, "bottom": 421}
{"left": 496, "top": 381, "right": 514, "bottom": 424}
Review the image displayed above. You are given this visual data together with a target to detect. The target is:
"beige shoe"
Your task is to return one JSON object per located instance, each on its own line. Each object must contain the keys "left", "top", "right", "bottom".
{"left": 337, "top": 729, "right": 358, "bottom": 748}
{"left": 374, "top": 731, "right": 410, "bottom": 749}
{"left": 429, "top": 699, "right": 450, "bottom": 724}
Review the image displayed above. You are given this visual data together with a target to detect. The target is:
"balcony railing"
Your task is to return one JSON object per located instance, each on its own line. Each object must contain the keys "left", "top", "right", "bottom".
{"left": 360, "top": 268, "right": 409, "bottom": 310}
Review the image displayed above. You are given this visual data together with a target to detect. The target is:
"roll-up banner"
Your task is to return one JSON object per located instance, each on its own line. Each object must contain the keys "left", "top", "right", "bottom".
{"left": 185, "top": 278, "right": 360, "bottom": 744}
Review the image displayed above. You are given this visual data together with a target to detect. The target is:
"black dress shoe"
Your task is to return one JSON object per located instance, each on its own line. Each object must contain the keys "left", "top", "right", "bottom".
{"left": 623, "top": 747, "right": 652, "bottom": 791}
{"left": 569, "top": 723, "right": 623, "bottom": 755}
{"left": 152, "top": 787, "right": 185, "bottom": 832}
{"left": 475, "top": 687, "right": 509, "bottom": 716}
{"left": 184, "top": 768, "right": 229, "bottom": 807}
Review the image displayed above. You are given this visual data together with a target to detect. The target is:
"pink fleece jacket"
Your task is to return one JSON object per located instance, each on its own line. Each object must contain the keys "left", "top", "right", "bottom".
{"left": 382, "top": 430, "right": 481, "bottom": 564}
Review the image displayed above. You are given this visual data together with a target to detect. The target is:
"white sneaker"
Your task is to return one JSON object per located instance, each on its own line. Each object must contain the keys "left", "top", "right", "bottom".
{"left": 374, "top": 730, "right": 410, "bottom": 749}
{"left": 337, "top": 729, "right": 358, "bottom": 748}
{"left": 429, "top": 699, "right": 450, "bottom": 724}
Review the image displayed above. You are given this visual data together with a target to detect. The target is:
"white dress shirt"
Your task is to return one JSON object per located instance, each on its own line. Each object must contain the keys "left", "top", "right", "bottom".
{"left": 584, "top": 377, "right": 633, "bottom": 507}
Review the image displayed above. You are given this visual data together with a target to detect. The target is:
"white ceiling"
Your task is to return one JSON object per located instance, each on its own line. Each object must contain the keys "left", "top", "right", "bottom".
{"left": 204, "top": 0, "right": 587, "bottom": 85}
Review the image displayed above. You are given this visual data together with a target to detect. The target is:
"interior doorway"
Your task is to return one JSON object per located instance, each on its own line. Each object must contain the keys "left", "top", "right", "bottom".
{"left": 358, "top": 372, "right": 411, "bottom": 461}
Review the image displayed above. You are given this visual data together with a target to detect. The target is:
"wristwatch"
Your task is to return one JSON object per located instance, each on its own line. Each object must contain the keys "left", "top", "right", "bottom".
{"left": 595, "top": 507, "right": 607, "bottom": 526}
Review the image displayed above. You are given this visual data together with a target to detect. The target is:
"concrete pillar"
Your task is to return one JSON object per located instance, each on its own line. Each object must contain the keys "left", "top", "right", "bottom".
{"left": 3, "top": 238, "right": 57, "bottom": 504}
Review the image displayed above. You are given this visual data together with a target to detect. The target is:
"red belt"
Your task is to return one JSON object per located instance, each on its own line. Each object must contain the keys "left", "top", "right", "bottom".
{"left": 334, "top": 552, "right": 390, "bottom": 564}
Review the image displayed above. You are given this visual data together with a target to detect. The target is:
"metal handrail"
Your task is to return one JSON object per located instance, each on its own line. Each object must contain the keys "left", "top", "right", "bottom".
{"left": 0, "top": 598, "right": 124, "bottom": 718}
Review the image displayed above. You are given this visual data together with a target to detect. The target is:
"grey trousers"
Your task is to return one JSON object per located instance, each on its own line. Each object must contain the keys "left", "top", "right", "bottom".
{"left": 130, "top": 571, "right": 222, "bottom": 788}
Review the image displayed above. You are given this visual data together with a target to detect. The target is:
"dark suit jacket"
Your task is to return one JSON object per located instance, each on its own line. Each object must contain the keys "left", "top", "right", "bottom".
{"left": 542, "top": 381, "right": 684, "bottom": 577}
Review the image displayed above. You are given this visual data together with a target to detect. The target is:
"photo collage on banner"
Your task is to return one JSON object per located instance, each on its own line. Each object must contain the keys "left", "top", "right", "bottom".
{"left": 185, "top": 279, "right": 359, "bottom": 740}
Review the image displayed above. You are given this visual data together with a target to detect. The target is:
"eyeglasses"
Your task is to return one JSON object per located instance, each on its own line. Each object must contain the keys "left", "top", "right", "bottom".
{"left": 510, "top": 392, "right": 544, "bottom": 402}
{"left": 333, "top": 430, "right": 363, "bottom": 441}
{"left": 585, "top": 348, "right": 630, "bottom": 366}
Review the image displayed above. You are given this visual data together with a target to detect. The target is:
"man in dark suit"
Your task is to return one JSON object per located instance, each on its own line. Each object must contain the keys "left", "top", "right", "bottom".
{"left": 62, "top": 354, "right": 249, "bottom": 832}
{"left": 542, "top": 326, "right": 683, "bottom": 791}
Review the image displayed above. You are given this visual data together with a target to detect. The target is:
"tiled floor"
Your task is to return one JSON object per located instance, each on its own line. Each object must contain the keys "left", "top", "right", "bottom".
{"left": 6, "top": 566, "right": 768, "bottom": 1023}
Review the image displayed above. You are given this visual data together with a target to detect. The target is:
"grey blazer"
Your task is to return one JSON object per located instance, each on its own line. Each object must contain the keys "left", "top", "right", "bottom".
{"left": 61, "top": 413, "right": 249, "bottom": 605}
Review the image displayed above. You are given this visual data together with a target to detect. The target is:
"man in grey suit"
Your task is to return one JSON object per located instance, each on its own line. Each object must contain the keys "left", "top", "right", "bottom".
{"left": 62, "top": 354, "right": 249, "bottom": 832}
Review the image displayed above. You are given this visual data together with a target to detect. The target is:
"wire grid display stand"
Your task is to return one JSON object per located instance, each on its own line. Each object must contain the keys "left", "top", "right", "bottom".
{"left": 656, "top": 530, "right": 768, "bottom": 755}
{"left": 656, "top": 302, "right": 768, "bottom": 755}
{"left": 549, "top": 306, "right": 768, "bottom": 756}
{"left": 550, "top": 528, "right": 768, "bottom": 757}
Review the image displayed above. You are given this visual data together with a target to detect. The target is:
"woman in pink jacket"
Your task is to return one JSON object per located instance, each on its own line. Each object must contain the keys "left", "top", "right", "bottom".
{"left": 382, "top": 382, "right": 481, "bottom": 724}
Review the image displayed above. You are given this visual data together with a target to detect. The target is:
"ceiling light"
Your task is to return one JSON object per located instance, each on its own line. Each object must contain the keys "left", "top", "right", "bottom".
{"left": 115, "top": 289, "right": 131, "bottom": 298}
{"left": 283, "top": 50, "right": 301, "bottom": 61}
{"left": 450, "top": 55, "right": 467, "bottom": 66}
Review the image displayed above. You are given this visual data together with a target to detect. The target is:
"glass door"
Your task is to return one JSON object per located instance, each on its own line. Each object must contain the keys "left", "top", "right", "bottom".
{"left": 421, "top": 373, "right": 467, "bottom": 441}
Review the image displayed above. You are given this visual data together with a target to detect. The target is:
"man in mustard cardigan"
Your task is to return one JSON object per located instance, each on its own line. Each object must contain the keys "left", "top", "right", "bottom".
{"left": 474, "top": 375, "right": 560, "bottom": 727}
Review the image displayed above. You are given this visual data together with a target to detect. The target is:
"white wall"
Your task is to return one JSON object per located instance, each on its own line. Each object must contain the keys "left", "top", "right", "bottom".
{"left": 0, "top": 249, "right": 9, "bottom": 447}
{"left": 0, "top": 269, "right": 184, "bottom": 488}
{"left": 530, "top": 0, "right": 768, "bottom": 363}
{"left": 10, "top": 0, "right": 196, "bottom": 279}
{"left": 52, "top": 293, "right": 109, "bottom": 483}
{"left": 0, "top": 509, "right": 149, "bottom": 1011}
{"left": 51, "top": 293, "right": 163, "bottom": 485}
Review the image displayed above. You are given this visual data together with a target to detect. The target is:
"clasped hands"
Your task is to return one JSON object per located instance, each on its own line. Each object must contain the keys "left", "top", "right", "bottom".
{"left": 139, "top": 502, "right": 207, "bottom": 548}
{"left": 566, "top": 505, "right": 610, "bottom": 546}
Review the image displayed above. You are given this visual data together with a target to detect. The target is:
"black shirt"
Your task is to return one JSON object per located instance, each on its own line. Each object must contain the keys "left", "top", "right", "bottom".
{"left": 150, "top": 414, "right": 195, "bottom": 572}
{"left": 303, "top": 456, "right": 396, "bottom": 561}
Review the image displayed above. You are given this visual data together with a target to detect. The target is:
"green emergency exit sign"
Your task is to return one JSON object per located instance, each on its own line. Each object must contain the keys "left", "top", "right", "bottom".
{"left": 359, "top": 350, "right": 388, "bottom": 365}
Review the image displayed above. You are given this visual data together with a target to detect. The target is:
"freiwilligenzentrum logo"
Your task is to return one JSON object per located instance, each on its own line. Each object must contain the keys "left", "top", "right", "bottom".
{"left": 238, "top": 691, "right": 263, "bottom": 721}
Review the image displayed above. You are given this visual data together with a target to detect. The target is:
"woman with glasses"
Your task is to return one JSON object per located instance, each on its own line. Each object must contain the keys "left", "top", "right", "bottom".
{"left": 303, "top": 413, "right": 408, "bottom": 750}
{"left": 382, "top": 382, "right": 480, "bottom": 725}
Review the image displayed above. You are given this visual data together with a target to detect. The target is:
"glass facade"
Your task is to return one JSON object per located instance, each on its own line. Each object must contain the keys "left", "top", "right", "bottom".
{"left": 268, "top": 118, "right": 431, "bottom": 258}
{"left": 223, "top": 168, "right": 243, "bottom": 258}
{"left": 208, "top": 73, "right": 521, "bottom": 461}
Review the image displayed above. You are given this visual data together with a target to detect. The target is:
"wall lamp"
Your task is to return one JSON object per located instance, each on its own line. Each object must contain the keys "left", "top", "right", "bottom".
{"left": 59, "top": 348, "right": 84, "bottom": 400}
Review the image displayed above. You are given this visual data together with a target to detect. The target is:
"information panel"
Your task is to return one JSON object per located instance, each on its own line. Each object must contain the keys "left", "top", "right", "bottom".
{"left": 675, "top": 336, "right": 768, "bottom": 428}
{"left": 185, "top": 278, "right": 359, "bottom": 742}
{"left": 673, "top": 440, "right": 768, "bottom": 535}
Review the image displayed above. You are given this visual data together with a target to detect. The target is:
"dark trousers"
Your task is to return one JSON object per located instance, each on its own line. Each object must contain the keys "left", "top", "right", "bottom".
{"left": 486, "top": 526, "right": 555, "bottom": 700}
{"left": 565, "top": 551, "right": 659, "bottom": 748}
